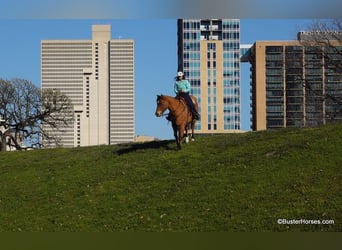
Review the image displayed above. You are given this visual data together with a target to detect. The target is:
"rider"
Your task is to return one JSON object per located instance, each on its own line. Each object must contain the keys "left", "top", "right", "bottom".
{"left": 174, "top": 71, "right": 200, "bottom": 120}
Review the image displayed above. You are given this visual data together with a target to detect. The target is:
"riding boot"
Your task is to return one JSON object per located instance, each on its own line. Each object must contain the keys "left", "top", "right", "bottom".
{"left": 192, "top": 110, "right": 200, "bottom": 120}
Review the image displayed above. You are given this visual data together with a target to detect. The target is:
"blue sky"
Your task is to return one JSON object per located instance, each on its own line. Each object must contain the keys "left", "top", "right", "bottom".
{"left": 0, "top": 19, "right": 319, "bottom": 139}
{"left": 1, "top": 0, "right": 339, "bottom": 140}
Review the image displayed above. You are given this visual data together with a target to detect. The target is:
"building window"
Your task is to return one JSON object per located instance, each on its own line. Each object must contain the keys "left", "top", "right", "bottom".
{"left": 76, "top": 114, "right": 81, "bottom": 147}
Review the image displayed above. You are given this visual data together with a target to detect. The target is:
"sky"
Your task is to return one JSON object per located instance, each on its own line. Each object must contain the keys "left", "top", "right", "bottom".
{"left": 0, "top": 1, "right": 339, "bottom": 140}
{"left": 0, "top": 19, "right": 316, "bottom": 139}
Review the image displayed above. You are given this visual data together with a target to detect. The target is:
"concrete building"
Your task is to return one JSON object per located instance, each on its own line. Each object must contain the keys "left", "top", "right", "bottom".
{"left": 249, "top": 33, "right": 342, "bottom": 130}
{"left": 177, "top": 19, "right": 242, "bottom": 134}
{"left": 41, "top": 25, "right": 134, "bottom": 147}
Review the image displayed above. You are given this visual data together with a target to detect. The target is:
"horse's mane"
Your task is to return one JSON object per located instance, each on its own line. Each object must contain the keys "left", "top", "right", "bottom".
{"left": 157, "top": 94, "right": 173, "bottom": 99}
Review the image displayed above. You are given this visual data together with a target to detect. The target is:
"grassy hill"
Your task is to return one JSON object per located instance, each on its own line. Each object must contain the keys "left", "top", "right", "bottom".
{"left": 0, "top": 124, "right": 341, "bottom": 232}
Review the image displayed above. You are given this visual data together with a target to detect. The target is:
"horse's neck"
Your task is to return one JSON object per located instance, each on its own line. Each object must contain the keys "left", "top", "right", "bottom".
{"left": 168, "top": 96, "right": 186, "bottom": 115}
{"left": 166, "top": 96, "right": 184, "bottom": 114}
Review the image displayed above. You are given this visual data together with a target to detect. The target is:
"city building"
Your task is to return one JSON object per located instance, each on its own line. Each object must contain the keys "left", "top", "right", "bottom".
{"left": 249, "top": 32, "right": 342, "bottom": 130}
{"left": 134, "top": 135, "right": 157, "bottom": 143}
{"left": 177, "top": 19, "right": 242, "bottom": 133}
{"left": 41, "top": 25, "right": 134, "bottom": 147}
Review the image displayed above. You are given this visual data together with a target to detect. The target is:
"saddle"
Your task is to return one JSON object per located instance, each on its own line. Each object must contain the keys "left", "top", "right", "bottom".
{"left": 175, "top": 94, "right": 196, "bottom": 106}
{"left": 169, "top": 94, "right": 199, "bottom": 121}
{"left": 166, "top": 95, "right": 190, "bottom": 122}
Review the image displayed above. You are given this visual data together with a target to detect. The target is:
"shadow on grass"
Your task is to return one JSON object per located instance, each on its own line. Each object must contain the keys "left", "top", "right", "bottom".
{"left": 116, "top": 140, "right": 176, "bottom": 155}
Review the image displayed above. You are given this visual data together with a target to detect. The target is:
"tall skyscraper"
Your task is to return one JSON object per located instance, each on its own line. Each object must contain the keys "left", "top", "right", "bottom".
{"left": 249, "top": 33, "right": 342, "bottom": 130}
{"left": 177, "top": 19, "right": 241, "bottom": 133}
{"left": 41, "top": 25, "right": 134, "bottom": 147}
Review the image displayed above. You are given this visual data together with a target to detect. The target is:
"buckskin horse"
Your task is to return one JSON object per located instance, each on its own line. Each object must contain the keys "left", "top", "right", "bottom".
{"left": 155, "top": 94, "right": 198, "bottom": 149}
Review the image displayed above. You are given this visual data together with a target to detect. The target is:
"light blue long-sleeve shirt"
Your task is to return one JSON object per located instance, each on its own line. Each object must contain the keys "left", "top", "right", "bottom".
{"left": 174, "top": 79, "right": 191, "bottom": 94}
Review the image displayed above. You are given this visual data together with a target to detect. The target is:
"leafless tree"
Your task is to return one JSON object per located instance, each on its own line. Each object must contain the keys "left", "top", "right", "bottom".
{"left": 299, "top": 19, "right": 342, "bottom": 72}
{"left": 296, "top": 19, "right": 342, "bottom": 124}
{"left": 0, "top": 78, "right": 73, "bottom": 152}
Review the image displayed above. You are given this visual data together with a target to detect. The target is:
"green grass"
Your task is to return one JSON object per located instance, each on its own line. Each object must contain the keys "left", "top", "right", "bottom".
{"left": 0, "top": 124, "right": 341, "bottom": 232}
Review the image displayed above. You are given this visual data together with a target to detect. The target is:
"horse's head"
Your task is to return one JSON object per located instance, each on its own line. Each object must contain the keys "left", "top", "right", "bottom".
{"left": 155, "top": 94, "right": 168, "bottom": 117}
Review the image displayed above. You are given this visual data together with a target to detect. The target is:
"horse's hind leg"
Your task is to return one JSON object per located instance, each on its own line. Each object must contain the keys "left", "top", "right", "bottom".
{"left": 178, "top": 125, "right": 186, "bottom": 149}
{"left": 191, "top": 120, "right": 196, "bottom": 141}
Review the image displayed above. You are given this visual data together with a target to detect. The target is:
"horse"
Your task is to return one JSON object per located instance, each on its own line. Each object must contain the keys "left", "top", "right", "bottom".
{"left": 155, "top": 94, "right": 198, "bottom": 149}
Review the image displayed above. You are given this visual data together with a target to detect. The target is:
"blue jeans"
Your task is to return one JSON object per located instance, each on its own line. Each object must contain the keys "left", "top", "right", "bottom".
{"left": 177, "top": 92, "right": 198, "bottom": 116}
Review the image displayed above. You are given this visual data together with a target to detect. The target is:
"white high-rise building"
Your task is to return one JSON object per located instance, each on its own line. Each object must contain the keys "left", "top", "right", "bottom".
{"left": 41, "top": 25, "right": 134, "bottom": 147}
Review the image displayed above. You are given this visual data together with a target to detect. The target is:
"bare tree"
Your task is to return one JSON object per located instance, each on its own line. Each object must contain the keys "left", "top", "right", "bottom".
{"left": 299, "top": 19, "right": 342, "bottom": 72}
{"left": 0, "top": 78, "right": 73, "bottom": 152}
{"left": 296, "top": 19, "right": 342, "bottom": 124}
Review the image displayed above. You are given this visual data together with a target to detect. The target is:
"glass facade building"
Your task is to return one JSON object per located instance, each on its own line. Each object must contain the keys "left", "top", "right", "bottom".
{"left": 249, "top": 37, "right": 342, "bottom": 130}
{"left": 177, "top": 19, "right": 241, "bottom": 133}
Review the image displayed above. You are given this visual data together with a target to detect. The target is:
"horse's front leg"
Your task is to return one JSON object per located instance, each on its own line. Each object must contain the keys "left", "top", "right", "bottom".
{"left": 172, "top": 121, "right": 180, "bottom": 149}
